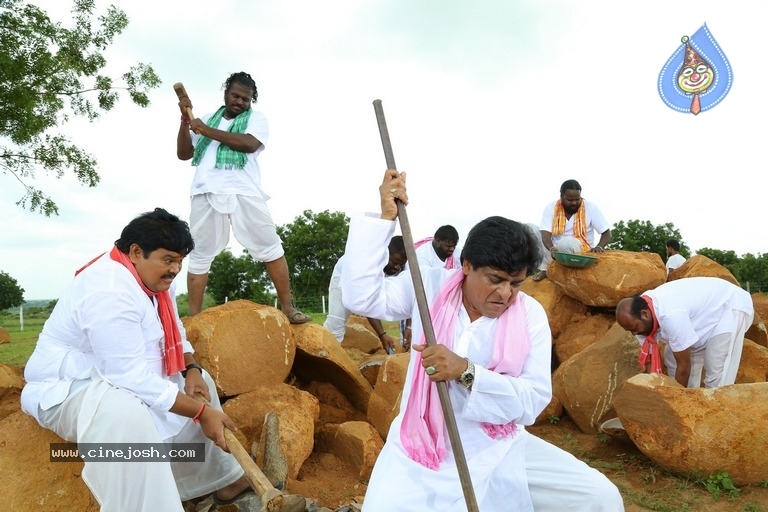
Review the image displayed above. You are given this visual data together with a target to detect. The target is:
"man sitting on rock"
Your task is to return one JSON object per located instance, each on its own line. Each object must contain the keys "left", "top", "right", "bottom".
{"left": 20, "top": 208, "right": 258, "bottom": 511}
{"left": 533, "top": 179, "right": 611, "bottom": 281}
{"left": 615, "top": 276, "right": 754, "bottom": 388}
{"left": 340, "top": 169, "right": 624, "bottom": 511}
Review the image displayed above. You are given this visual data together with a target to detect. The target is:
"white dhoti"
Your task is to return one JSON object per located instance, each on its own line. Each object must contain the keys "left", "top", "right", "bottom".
{"left": 38, "top": 371, "right": 242, "bottom": 511}
{"left": 663, "top": 309, "right": 753, "bottom": 388}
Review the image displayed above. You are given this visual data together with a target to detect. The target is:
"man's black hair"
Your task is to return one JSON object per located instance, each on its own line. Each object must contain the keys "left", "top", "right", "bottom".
{"left": 560, "top": 179, "right": 582, "bottom": 196}
{"left": 224, "top": 71, "right": 258, "bottom": 103}
{"left": 115, "top": 208, "right": 194, "bottom": 257}
{"left": 434, "top": 225, "right": 459, "bottom": 243}
{"left": 460, "top": 216, "right": 542, "bottom": 276}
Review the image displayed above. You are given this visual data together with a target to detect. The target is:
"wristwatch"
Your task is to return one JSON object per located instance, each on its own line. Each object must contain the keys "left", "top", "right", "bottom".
{"left": 182, "top": 363, "right": 204, "bottom": 378}
{"left": 457, "top": 359, "right": 475, "bottom": 389}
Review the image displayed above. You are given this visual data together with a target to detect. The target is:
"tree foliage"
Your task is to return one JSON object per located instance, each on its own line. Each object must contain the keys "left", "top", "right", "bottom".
{"left": 0, "top": 270, "right": 25, "bottom": 309}
{"left": 0, "top": 0, "right": 161, "bottom": 215}
{"left": 606, "top": 219, "right": 690, "bottom": 262}
{"left": 277, "top": 210, "right": 350, "bottom": 301}
{"left": 206, "top": 249, "right": 272, "bottom": 306}
{"left": 206, "top": 210, "right": 350, "bottom": 308}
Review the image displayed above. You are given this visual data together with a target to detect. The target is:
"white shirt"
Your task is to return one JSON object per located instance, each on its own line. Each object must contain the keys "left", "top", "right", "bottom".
{"left": 540, "top": 199, "right": 610, "bottom": 247}
{"left": 188, "top": 109, "right": 269, "bottom": 199}
{"left": 340, "top": 214, "right": 552, "bottom": 511}
{"left": 636, "top": 277, "right": 753, "bottom": 353}
{"left": 666, "top": 253, "right": 686, "bottom": 273}
{"left": 414, "top": 241, "right": 461, "bottom": 270}
{"left": 21, "top": 253, "right": 194, "bottom": 438}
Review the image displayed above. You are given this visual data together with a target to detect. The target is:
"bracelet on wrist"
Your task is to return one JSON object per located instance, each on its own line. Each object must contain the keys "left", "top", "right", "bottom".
{"left": 192, "top": 403, "right": 206, "bottom": 424}
{"left": 378, "top": 332, "right": 386, "bottom": 339}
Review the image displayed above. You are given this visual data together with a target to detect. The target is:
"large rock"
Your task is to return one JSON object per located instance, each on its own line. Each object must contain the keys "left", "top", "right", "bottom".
{"left": 552, "top": 323, "right": 642, "bottom": 433}
{"left": 366, "top": 353, "right": 409, "bottom": 440}
{"left": 547, "top": 250, "right": 666, "bottom": 307}
{"left": 0, "top": 364, "right": 24, "bottom": 421}
{"left": 736, "top": 339, "right": 768, "bottom": 383}
{"left": 222, "top": 383, "right": 318, "bottom": 479}
{"left": 0, "top": 327, "right": 10, "bottom": 344}
{"left": 0, "top": 411, "right": 97, "bottom": 511}
{"left": 522, "top": 278, "right": 587, "bottom": 340}
{"left": 183, "top": 300, "right": 296, "bottom": 397}
{"left": 552, "top": 310, "right": 614, "bottom": 364}
{"left": 341, "top": 316, "right": 383, "bottom": 355}
{"left": 316, "top": 421, "right": 384, "bottom": 479}
{"left": 299, "top": 381, "right": 366, "bottom": 427}
{"left": 292, "top": 323, "right": 373, "bottom": 413}
{"left": 667, "top": 254, "right": 740, "bottom": 285}
{"left": 614, "top": 374, "right": 768, "bottom": 485}
{"left": 748, "top": 293, "right": 768, "bottom": 347}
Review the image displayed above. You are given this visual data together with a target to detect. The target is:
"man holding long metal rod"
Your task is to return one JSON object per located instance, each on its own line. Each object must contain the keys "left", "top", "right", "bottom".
{"left": 341, "top": 170, "right": 624, "bottom": 511}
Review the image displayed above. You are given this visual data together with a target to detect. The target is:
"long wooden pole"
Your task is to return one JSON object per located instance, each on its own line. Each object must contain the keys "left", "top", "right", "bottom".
{"left": 372, "top": 99, "right": 480, "bottom": 512}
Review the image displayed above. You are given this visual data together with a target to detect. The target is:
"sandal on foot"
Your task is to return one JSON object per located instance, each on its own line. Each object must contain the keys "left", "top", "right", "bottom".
{"left": 285, "top": 309, "right": 312, "bottom": 325}
{"left": 212, "top": 486, "right": 254, "bottom": 506}
{"left": 531, "top": 270, "right": 547, "bottom": 282}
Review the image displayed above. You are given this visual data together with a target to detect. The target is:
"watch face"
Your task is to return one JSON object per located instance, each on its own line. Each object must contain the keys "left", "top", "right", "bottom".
{"left": 463, "top": 373, "right": 474, "bottom": 386}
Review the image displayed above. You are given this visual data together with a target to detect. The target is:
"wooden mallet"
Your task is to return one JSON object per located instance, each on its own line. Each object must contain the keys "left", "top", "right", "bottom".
{"left": 194, "top": 394, "right": 285, "bottom": 512}
{"left": 173, "top": 82, "right": 195, "bottom": 121}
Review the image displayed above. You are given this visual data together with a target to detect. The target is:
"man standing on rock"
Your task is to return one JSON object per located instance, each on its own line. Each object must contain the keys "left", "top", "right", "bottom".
{"left": 340, "top": 169, "right": 624, "bottom": 511}
{"left": 616, "top": 277, "right": 754, "bottom": 388}
{"left": 177, "top": 71, "right": 310, "bottom": 324}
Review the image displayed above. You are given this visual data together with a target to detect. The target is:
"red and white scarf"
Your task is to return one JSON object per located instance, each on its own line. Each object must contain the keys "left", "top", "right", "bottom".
{"left": 76, "top": 246, "right": 186, "bottom": 376}
{"left": 400, "top": 270, "right": 530, "bottom": 469}
{"left": 637, "top": 295, "right": 662, "bottom": 374}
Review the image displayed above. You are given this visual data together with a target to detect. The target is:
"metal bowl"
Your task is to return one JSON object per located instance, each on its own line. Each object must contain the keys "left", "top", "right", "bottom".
{"left": 599, "top": 417, "right": 630, "bottom": 442}
{"left": 552, "top": 251, "right": 598, "bottom": 268}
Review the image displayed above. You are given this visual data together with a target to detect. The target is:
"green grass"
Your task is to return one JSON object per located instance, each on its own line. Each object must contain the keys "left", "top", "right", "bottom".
{"left": 0, "top": 316, "right": 45, "bottom": 366}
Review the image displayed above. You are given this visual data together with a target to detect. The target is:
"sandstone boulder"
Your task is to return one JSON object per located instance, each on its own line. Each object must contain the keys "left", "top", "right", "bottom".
{"left": 0, "top": 411, "right": 97, "bottom": 511}
{"left": 340, "top": 318, "right": 382, "bottom": 355}
{"left": 183, "top": 300, "right": 296, "bottom": 397}
{"left": 614, "top": 373, "right": 768, "bottom": 485}
{"left": 367, "top": 353, "right": 409, "bottom": 440}
{"left": 0, "top": 364, "right": 24, "bottom": 421}
{"left": 300, "top": 381, "right": 366, "bottom": 427}
{"left": 292, "top": 323, "right": 373, "bottom": 413}
{"left": 552, "top": 323, "right": 643, "bottom": 433}
{"left": 358, "top": 354, "right": 388, "bottom": 388}
{"left": 521, "top": 278, "right": 587, "bottom": 339}
{"left": 222, "top": 383, "right": 318, "bottom": 479}
{"left": 552, "top": 310, "right": 614, "bottom": 365}
{"left": 316, "top": 421, "right": 384, "bottom": 479}
{"left": 735, "top": 339, "right": 768, "bottom": 383}
{"left": 0, "top": 327, "right": 10, "bottom": 344}
{"left": 667, "top": 254, "right": 740, "bottom": 285}
{"left": 547, "top": 250, "right": 666, "bottom": 307}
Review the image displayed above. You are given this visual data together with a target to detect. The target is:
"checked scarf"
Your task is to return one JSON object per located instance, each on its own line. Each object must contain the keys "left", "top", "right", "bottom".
{"left": 551, "top": 200, "right": 590, "bottom": 252}
{"left": 191, "top": 106, "right": 252, "bottom": 169}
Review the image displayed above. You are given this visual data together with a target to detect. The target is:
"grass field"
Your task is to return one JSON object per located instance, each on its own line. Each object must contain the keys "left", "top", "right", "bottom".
{"left": 0, "top": 315, "right": 44, "bottom": 366}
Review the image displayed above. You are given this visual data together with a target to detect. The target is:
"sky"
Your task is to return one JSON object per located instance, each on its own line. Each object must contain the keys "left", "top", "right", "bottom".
{"left": 2, "top": 0, "right": 766, "bottom": 300}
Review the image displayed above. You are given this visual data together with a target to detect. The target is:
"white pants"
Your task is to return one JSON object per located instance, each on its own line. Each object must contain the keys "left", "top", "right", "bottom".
{"left": 323, "top": 271, "right": 349, "bottom": 342}
{"left": 527, "top": 223, "right": 584, "bottom": 272}
{"left": 38, "top": 372, "right": 243, "bottom": 511}
{"left": 188, "top": 193, "right": 285, "bottom": 274}
{"left": 664, "top": 309, "right": 752, "bottom": 388}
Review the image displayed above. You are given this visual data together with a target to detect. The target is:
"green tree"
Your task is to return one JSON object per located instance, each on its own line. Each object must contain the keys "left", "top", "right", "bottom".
{"left": 206, "top": 249, "right": 272, "bottom": 306}
{"left": 0, "top": 0, "right": 161, "bottom": 216}
{"left": 606, "top": 220, "right": 690, "bottom": 261}
{"left": 0, "top": 270, "right": 25, "bottom": 309}
{"left": 277, "top": 210, "right": 349, "bottom": 301}
{"left": 695, "top": 247, "right": 740, "bottom": 268}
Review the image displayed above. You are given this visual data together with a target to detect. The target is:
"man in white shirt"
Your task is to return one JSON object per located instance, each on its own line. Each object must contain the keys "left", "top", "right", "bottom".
{"left": 177, "top": 71, "right": 310, "bottom": 324}
{"left": 616, "top": 277, "right": 754, "bottom": 388}
{"left": 665, "top": 239, "right": 686, "bottom": 274}
{"left": 21, "top": 208, "right": 256, "bottom": 511}
{"left": 340, "top": 169, "right": 624, "bottom": 511}
{"left": 533, "top": 179, "right": 611, "bottom": 281}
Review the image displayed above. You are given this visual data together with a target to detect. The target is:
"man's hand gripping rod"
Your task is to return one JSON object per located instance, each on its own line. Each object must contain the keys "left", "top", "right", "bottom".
{"left": 372, "top": 99, "right": 480, "bottom": 512}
